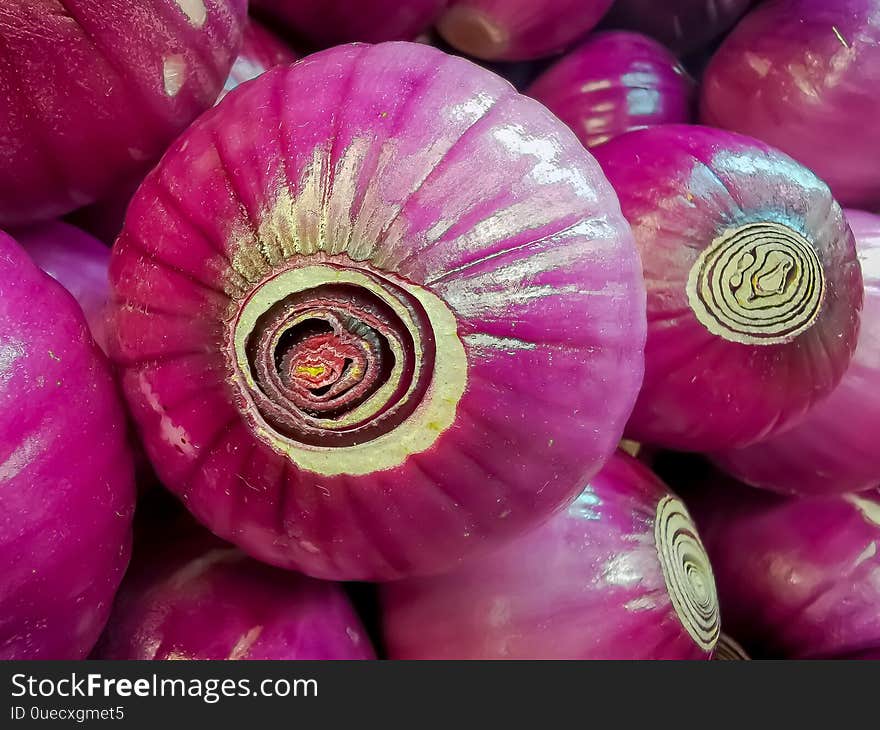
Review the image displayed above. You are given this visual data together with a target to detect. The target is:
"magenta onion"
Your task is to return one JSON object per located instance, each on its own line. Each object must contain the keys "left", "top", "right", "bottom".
{"left": 218, "top": 18, "right": 300, "bottom": 102}
{"left": 109, "top": 42, "right": 646, "bottom": 582}
{"left": 701, "top": 0, "right": 880, "bottom": 209}
{"left": 0, "top": 0, "right": 246, "bottom": 227}
{"left": 93, "top": 528, "right": 374, "bottom": 660}
{"left": 527, "top": 32, "right": 695, "bottom": 149}
{"left": 0, "top": 231, "right": 135, "bottom": 659}
{"left": 381, "top": 450, "right": 719, "bottom": 659}
{"left": 16, "top": 221, "right": 111, "bottom": 355}
{"left": 251, "top": 0, "right": 447, "bottom": 48}
{"left": 603, "top": 0, "right": 753, "bottom": 56}
{"left": 711, "top": 210, "right": 880, "bottom": 496}
{"left": 436, "top": 0, "right": 615, "bottom": 61}
{"left": 688, "top": 480, "right": 880, "bottom": 659}
{"left": 592, "top": 125, "right": 861, "bottom": 452}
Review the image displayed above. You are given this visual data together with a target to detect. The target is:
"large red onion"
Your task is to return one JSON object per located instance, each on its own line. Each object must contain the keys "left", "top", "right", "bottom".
{"left": 711, "top": 210, "right": 880, "bottom": 496}
{"left": 527, "top": 31, "right": 695, "bottom": 149}
{"left": 218, "top": 18, "right": 300, "bottom": 102}
{"left": 0, "top": 231, "right": 135, "bottom": 659}
{"left": 381, "top": 450, "right": 719, "bottom": 659}
{"left": 436, "top": 0, "right": 615, "bottom": 61}
{"left": 603, "top": 0, "right": 753, "bottom": 56}
{"left": 688, "top": 480, "right": 880, "bottom": 659}
{"left": 109, "top": 42, "right": 646, "bottom": 582}
{"left": 0, "top": 1, "right": 246, "bottom": 228}
{"left": 15, "top": 221, "right": 111, "bottom": 355}
{"left": 94, "top": 528, "right": 374, "bottom": 660}
{"left": 701, "top": 0, "right": 880, "bottom": 209}
{"left": 592, "top": 125, "right": 861, "bottom": 452}
{"left": 251, "top": 0, "right": 447, "bottom": 48}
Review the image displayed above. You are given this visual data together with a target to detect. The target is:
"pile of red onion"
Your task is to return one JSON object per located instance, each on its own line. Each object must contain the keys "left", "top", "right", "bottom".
{"left": 0, "top": 0, "right": 877, "bottom": 663}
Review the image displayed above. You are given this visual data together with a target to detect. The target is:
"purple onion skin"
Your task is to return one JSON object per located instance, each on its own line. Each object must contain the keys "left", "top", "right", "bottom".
{"left": 603, "top": 0, "right": 753, "bottom": 56}
{"left": 381, "top": 451, "right": 719, "bottom": 659}
{"left": 252, "top": 0, "right": 447, "bottom": 48}
{"left": 218, "top": 18, "right": 300, "bottom": 102}
{"left": 437, "top": 0, "right": 615, "bottom": 61}
{"left": 94, "top": 531, "right": 374, "bottom": 660}
{"left": 0, "top": 231, "right": 135, "bottom": 659}
{"left": 592, "top": 125, "right": 861, "bottom": 452}
{"left": 15, "top": 221, "right": 111, "bottom": 355}
{"left": 689, "top": 481, "right": 880, "bottom": 659}
{"left": 711, "top": 210, "right": 880, "bottom": 496}
{"left": 0, "top": 0, "right": 246, "bottom": 227}
{"left": 701, "top": 0, "right": 880, "bottom": 209}
{"left": 527, "top": 32, "right": 695, "bottom": 150}
{"left": 109, "top": 42, "right": 646, "bottom": 582}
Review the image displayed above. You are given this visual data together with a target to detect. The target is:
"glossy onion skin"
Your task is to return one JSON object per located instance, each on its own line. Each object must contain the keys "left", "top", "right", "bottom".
{"left": 94, "top": 531, "right": 374, "bottom": 660}
{"left": 0, "top": 0, "right": 246, "bottom": 227}
{"left": 0, "top": 232, "right": 135, "bottom": 659}
{"left": 689, "top": 482, "right": 880, "bottom": 659}
{"left": 711, "top": 210, "right": 880, "bottom": 496}
{"left": 218, "top": 18, "right": 300, "bottom": 101}
{"left": 527, "top": 32, "right": 695, "bottom": 149}
{"left": 251, "top": 0, "right": 447, "bottom": 48}
{"left": 701, "top": 0, "right": 880, "bottom": 209}
{"left": 16, "top": 221, "right": 111, "bottom": 354}
{"left": 437, "top": 0, "right": 615, "bottom": 61}
{"left": 603, "top": 0, "right": 753, "bottom": 56}
{"left": 381, "top": 451, "right": 719, "bottom": 659}
{"left": 593, "top": 125, "right": 861, "bottom": 452}
{"left": 109, "top": 42, "right": 646, "bottom": 582}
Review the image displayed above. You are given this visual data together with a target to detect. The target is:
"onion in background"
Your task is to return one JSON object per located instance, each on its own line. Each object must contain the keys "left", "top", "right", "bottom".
{"left": 0, "top": 231, "right": 135, "bottom": 659}
{"left": 593, "top": 125, "right": 862, "bottom": 451}
{"left": 711, "top": 210, "right": 880, "bottom": 496}
{"left": 218, "top": 17, "right": 301, "bottom": 101}
{"left": 701, "top": 0, "right": 880, "bottom": 209}
{"left": 527, "top": 31, "right": 695, "bottom": 149}
{"left": 688, "top": 480, "right": 880, "bottom": 659}
{"left": 436, "top": 0, "right": 614, "bottom": 61}
{"left": 381, "top": 451, "right": 719, "bottom": 660}
{"left": 0, "top": 0, "right": 246, "bottom": 227}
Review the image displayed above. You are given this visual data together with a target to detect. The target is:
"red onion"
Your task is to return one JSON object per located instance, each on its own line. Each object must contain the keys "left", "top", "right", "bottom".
{"left": 436, "top": 0, "right": 615, "bottom": 61}
{"left": 711, "top": 210, "right": 880, "bottom": 496}
{"left": 109, "top": 42, "right": 646, "bottom": 582}
{"left": 251, "top": 0, "right": 447, "bottom": 48}
{"left": 592, "top": 125, "right": 862, "bottom": 451}
{"left": 15, "top": 221, "right": 111, "bottom": 355}
{"left": 0, "top": 1, "right": 246, "bottom": 227}
{"left": 701, "top": 0, "right": 880, "bottom": 209}
{"left": 0, "top": 231, "right": 135, "bottom": 659}
{"left": 527, "top": 32, "right": 695, "bottom": 149}
{"left": 94, "top": 528, "right": 374, "bottom": 660}
{"left": 218, "top": 18, "right": 300, "bottom": 102}
{"left": 381, "top": 450, "right": 719, "bottom": 659}
{"left": 713, "top": 634, "right": 750, "bottom": 660}
{"left": 688, "top": 480, "right": 880, "bottom": 659}
{"left": 603, "top": 0, "right": 753, "bottom": 56}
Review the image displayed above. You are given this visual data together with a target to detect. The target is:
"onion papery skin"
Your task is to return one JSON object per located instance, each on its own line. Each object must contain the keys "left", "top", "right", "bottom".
{"left": 527, "top": 32, "right": 695, "bottom": 150}
{"left": 0, "top": 0, "right": 246, "bottom": 227}
{"left": 711, "top": 210, "right": 880, "bottom": 496}
{"left": 701, "top": 0, "right": 880, "bottom": 209}
{"left": 603, "top": 0, "right": 753, "bottom": 57}
{"left": 16, "top": 221, "right": 111, "bottom": 355}
{"left": 0, "top": 231, "right": 135, "bottom": 659}
{"left": 688, "top": 481, "right": 880, "bottom": 659}
{"left": 592, "top": 125, "right": 861, "bottom": 452}
{"left": 381, "top": 451, "right": 719, "bottom": 659}
{"left": 109, "top": 42, "right": 646, "bottom": 582}
{"left": 93, "top": 529, "right": 374, "bottom": 660}
{"left": 218, "top": 18, "right": 300, "bottom": 102}
{"left": 436, "top": 0, "right": 615, "bottom": 61}
{"left": 251, "top": 0, "right": 447, "bottom": 48}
